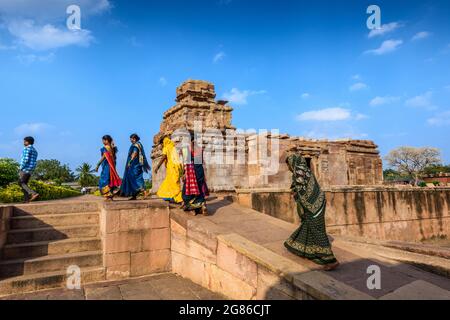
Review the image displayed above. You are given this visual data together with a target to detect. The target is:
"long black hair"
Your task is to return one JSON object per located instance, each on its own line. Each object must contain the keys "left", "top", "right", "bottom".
{"left": 102, "top": 135, "right": 118, "bottom": 156}
{"left": 130, "top": 133, "right": 140, "bottom": 142}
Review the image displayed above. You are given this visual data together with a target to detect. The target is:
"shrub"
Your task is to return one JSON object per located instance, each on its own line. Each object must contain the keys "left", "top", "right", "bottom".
{"left": 0, "top": 180, "right": 81, "bottom": 203}
{"left": 0, "top": 158, "right": 19, "bottom": 188}
{"left": 418, "top": 182, "right": 427, "bottom": 188}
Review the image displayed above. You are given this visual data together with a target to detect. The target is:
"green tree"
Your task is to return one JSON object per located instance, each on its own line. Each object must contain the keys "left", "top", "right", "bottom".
{"left": 423, "top": 164, "right": 450, "bottom": 175}
{"left": 32, "top": 159, "right": 75, "bottom": 184}
{"left": 76, "top": 163, "right": 98, "bottom": 187}
{"left": 0, "top": 158, "right": 19, "bottom": 187}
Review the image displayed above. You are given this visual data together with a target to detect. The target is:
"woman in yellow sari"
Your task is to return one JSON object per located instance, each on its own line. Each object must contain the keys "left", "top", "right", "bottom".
{"left": 155, "top": 137, "right": 183, "bottom": 203}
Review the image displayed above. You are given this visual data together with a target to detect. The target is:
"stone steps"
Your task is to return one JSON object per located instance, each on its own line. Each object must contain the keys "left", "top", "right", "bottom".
{"left": 0, "top": 250, "right": 103, "bottom": 279}
{"left": 7, "top": 224, "right": 99, "bottom": 244}
{"left": 0, "top": 266, "right": 105, "bottom": 297}
{"left": 0, "top": 201, "right": 104, "bottom": 297}
{"left": 12, "top": 202, "right": 100, "bottom": 217}
{"left": 10, "top": 212, "right": 99, "bottom": 229}
{"left": 2, "top": 237, "right": 102, "bottom": 260}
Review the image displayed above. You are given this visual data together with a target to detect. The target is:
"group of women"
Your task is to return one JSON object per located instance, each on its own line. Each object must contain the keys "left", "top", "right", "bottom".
{"left": 155, "top": 134, "right": 209, "bottom": 216}
{"left": 97, "top": 132, "right": 339, "bottom": 269}
{"left": 97, "top": 132, "right": 209, "bottom": 215}
{"left": 96, "top": 134, "right": 150, "bottom": 201}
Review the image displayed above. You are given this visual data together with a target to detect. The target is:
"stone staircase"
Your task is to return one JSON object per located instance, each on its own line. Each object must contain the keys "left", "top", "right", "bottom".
{"left": 0, "top": 201, "right": 105, "bottom": 296}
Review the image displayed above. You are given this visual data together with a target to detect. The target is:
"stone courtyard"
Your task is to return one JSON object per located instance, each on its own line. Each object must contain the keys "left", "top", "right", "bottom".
{"left": 1, "top": 196, "right": 449, "bottom": 300}
{"left": 0, "top": 273, "right": 225, "bottom": 300}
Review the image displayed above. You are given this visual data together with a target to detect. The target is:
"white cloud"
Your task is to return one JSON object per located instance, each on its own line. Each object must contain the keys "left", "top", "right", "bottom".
{"left": 349, "top": 82, "right": 368, "bottom": 92}
{"left": 365, "top": 39, "right": 403, "bottom": 55}
{"left": 405, "top": 91, "right": 436, "bottom": 109}
{"left": 412, "top": 31, "right": 431, "bottom": 41}
{"left": 427, "top": 111, "right": 450, "bottom": 127}
{"left": 368, "top": 22, "right": 402, "bottom": 38}
{"left": 297, "top": 108, "right": 351, "bottom": 121}
{"left": 7, "top": 19, "right": 93, "bottom": 50}
{"left": 17, "top": 52, "right": 55, "bottom": 64}
{"left": 351, "top": 74, "right": 361, "bottom": 80}
{"left": 354, "top": 113, "right": 368, "bottom": 120}
{"left": 0, "top": 1, "right": 109, "bottom": 51}
{"left": 370, "top": 96, "right": 401, "bottom": 106}
{"left": 301, "top": 93, "right": 310, "bottom": 99}
{"left": 222, "top": 88, "right": 266, "bottom": 105}
{"left": 159, "top": 77, "right": 168, "bottom": 87}
{"left": 14, "top": 123, "right": 52, "bottom": 135}
{"left": 213, "top": 51, "right": 226, "bottom": 63}
{"left": 303, "top": 129, "right": 368, "bottom": 140}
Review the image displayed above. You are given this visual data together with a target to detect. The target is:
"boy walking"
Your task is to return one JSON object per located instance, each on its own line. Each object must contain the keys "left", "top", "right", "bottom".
{"left": 19, "top": 136, "right": 39, "bottom": 202}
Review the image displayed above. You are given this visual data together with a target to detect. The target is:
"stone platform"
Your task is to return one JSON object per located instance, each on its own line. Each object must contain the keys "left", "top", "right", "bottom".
{"left": 1, "top": 196, "right": 450, "bottom": 300}
{"left": 170, "top": 197, "right": 450, "bottom": 300}
{"left": 0, "top": 273, "right": 225, "bottom": 300}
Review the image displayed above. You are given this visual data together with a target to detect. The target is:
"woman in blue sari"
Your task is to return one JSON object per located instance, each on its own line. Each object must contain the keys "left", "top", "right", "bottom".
{"left": 95, "top": 135, "right": 122, "bottom": 200}
{"left": 120, "top": 134, "right": 151, "bottom": 200}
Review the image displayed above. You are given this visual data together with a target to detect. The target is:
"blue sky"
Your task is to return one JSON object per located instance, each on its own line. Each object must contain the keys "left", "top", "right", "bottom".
{"left": 0, "top": 0, "right": 449, "bottom": 174}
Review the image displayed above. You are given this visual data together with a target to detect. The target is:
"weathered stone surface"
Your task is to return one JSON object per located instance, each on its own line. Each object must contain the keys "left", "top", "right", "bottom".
{"left": 85, "top": 286, "right": 122, "bottom": 300}
{"left": 216, "top": 241, "right": 257, "bottom": 287}
{"left": 171, "top": 251, "right": 208, "bottom": 287}
{"left": 236, "top": 188, "right": 450, "bottom": 242}
{"left": 105, "top": 252, "right": 130, "bottom": 267}
{"left": 204, "top": 264, "right": 256, "bottom": 300}
{"left": 293, "top": 271, "right": 374, "bottom": 300}
{"left": 105, "top": 231, "right": 142, "bottom": 254}
{"left": 142, "top": 228, "right": 171, "bottom": 251}
{"left": 130, "top": 249, "right": 171, "bottom": 277}
{"left": 380, "top": 280, "right": 450, "bottom": 300}
{"left": 256, "top": 266, "right": 296, "bottom": 300}
{"left": 172, "top": 231, "right": 216, "bottom": 264}
{"left": 106, "top": 263, "right": 130, "bottom": 280}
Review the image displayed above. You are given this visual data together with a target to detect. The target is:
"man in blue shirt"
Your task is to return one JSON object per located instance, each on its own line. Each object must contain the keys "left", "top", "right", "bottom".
{"left": 19, "top": 136, "right": 39, "bottom": 202}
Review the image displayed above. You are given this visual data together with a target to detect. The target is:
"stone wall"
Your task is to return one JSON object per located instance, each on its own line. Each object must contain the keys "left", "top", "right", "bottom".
{"left": 99, "top": 201, "right": 172, "bottom": 280}
{"left": 0, "top": 206, "right": 12, "bottom": 260}
{"left": 169, "top": 209, "right": 370, "bottom": 300}
{"left": 235, "top": 187, "right": 450, "bottom": 242}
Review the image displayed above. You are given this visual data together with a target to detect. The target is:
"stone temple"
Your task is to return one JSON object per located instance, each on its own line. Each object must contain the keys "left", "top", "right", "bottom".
{"left": 151, "top": 79, "right": 383, "bottom": 192}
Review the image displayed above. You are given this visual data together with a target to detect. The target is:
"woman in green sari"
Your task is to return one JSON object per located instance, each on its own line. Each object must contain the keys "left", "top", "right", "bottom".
{"left": 284, "top": 152, "right": 339, "bottom": 271}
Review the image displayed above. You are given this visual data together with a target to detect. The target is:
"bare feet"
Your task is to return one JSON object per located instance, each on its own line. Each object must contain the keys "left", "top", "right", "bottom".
{"left": 323, "top": 261, "right": 340, "bottom": 271}
{"left": 30, "top": 194, "right": 40, "bottom": 202}
{"left": 201, "top": 206, "right": 208, "bottom": 216}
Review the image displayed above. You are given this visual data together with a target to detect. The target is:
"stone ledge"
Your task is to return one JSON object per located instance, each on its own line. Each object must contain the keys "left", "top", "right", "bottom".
{"left": 236, "top": 186, "right": 450, "bottom": 194}
{"left": 102, "top": 199, "right": 168, "bottom": 211}
{"left": 217, "top": 233, "right": 373, "bottom": 300}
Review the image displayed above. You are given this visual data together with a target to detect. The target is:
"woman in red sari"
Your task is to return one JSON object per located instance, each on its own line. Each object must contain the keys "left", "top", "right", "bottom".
{"left": 95, "top": 135, "right": 122, "bottom": 200}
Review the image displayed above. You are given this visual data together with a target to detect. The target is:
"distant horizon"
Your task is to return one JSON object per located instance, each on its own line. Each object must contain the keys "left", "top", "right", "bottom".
{"left": 1, "top": 0, "right": 449, "bottom": 174}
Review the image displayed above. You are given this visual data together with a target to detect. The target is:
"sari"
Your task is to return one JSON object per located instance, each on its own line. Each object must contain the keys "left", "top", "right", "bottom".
{"left": 284, "top": 153, "right": 337, "bottom": 266}
{"left": 156, "top": 137, "right": 183, "bottom": 203}
{"left": 182, "top": 145, "right": 209, "bottom": 211}
{"left": 99, "top": 146, "right": 122, "bottom": 198}
{"left": 120, "top": 141, "right": 150, "bottom": 197}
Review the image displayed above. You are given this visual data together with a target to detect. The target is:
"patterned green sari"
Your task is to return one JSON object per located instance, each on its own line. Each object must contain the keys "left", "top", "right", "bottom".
{"left": 284, "top": 153, "right": 337, "bottom": 266}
